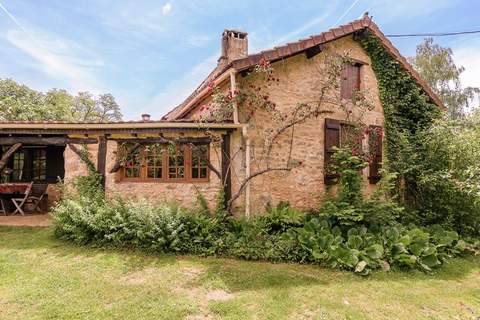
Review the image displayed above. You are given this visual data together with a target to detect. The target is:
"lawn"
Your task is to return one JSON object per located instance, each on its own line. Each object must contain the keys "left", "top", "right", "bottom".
{"left": 0, "top": 226, "right": 479, "bottom": 320}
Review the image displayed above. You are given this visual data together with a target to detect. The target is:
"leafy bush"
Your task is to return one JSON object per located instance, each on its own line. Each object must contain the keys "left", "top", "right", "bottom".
{"left": 53, "top": 176, "right": 479, "bottom": 276}
{"left": 320, "top": 148, "right": 404, "bottom": 228}
{"left": 408, "top": 116, "right": 480, "bottom": 236}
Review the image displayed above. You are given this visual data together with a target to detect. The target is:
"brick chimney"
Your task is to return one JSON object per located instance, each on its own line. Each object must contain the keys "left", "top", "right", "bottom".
{"left": 141, "top": 113, "right": 151, "bottom": 122}
{"left": 218, "top": 29, "right": 248, "bottom": 66}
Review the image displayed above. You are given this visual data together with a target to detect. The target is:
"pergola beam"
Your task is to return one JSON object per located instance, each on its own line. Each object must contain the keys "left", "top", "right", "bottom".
{"left": 0, "top": 137, "right": 97, "bottom": 146}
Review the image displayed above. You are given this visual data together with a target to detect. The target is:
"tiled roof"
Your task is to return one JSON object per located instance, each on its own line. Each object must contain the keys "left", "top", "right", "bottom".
{"left": 163, "top": 14, "right": 444, "bottom": 120}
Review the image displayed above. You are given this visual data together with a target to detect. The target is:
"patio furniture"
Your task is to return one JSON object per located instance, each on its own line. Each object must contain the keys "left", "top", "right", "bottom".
{"left": 0, "top": 183, "right": 31, "bottom": 215}
{"left": 0, "top": 198, "right": 6, "bottom": 215}
{"left": 11, "top": 182, "right": 33, "bottom": 216}
{"left": 25, "top": 184, "right": 49, "bottom": 213}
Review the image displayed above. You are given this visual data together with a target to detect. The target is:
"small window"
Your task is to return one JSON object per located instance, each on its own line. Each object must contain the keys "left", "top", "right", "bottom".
{"left": 32, "top": 149, "right": 46, "bottom": 181}
{"left": 340, "top": 124, "right": 362, "bottom": 151}
{"left": 341, "top": 64, "right": 361, "bottom": 100}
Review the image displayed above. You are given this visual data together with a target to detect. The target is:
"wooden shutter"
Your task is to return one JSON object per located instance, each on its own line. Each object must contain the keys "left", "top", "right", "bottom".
{"left": 46, "top": 146, "right": 65, "bottom": 183}
{"left": 368, "top": 126, "right": 383, "bottom": 184}
{"left": 324, "top": 118, "right": 340, "bottom": 184}
{"left": 340, "top": 64, "right": 361, "bottom": 99}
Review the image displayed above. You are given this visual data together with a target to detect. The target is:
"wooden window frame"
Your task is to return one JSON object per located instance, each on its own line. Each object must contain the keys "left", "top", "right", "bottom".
{"left": 119, "top": 143, "right": 210, "bottom": 183}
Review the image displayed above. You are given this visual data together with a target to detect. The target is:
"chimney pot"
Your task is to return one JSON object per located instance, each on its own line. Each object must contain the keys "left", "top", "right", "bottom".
{"left": 218, "top": 29, "right": 248, "bottom": 66}
{"left": 141, "top": 114, "right": 151, "bottom": 122}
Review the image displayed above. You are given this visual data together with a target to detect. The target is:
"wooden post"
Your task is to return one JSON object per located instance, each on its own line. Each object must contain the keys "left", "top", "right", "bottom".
{"left": 97, "top": 136, "right": 107, "bottom": 187}
{"left": 0, "top": 143, "right": 22, "bottom": 172}
{"left": 221, "top": 134, "right": 231, "bottom": 209}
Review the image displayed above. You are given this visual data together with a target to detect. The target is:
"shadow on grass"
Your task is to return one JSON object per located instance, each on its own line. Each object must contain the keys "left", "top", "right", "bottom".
{"left": 1, "top": 225, "right": 479, "bottom": 293}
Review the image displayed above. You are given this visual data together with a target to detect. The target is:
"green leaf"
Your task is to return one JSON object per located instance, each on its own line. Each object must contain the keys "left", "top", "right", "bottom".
{"left": 420, "top": 254, "right": 440, "bottom": 268}
{"left": 366, "top": 244, "right": 384, "bottom": 259}
{"left": 347, "top": 235, "right": 363, "bottom": 249}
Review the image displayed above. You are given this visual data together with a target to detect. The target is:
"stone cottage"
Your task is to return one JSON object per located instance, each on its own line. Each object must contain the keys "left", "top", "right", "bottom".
{"left": 0, "top": 15, "right": 443, "bottom": 216}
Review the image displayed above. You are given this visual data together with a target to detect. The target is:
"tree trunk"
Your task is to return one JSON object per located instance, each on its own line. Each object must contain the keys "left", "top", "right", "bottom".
{"left": 0, "top": 143, "right": 22, "bottom": 172}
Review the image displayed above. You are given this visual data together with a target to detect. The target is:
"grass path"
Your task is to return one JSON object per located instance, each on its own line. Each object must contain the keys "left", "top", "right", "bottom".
{"left": 0, "top": 226, "right": 479, "bottom": 319}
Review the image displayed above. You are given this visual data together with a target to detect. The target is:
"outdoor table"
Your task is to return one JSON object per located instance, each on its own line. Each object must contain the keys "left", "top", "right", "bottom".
{"left": 0, "top": 183, "right": 30, "bottom": 194}
{"left": 0, "top": 183, "right": 30, "bottom": 214}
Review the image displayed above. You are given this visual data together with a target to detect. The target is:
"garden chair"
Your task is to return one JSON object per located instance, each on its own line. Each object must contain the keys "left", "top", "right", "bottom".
{"left": 25, "top": 183, "right": 49, "bottom": 213}
{"left": 11, "top": 182, "right": 33, "bottom": 216}
{"left": 0, "top": 198, "right": 6, "bottom": 215}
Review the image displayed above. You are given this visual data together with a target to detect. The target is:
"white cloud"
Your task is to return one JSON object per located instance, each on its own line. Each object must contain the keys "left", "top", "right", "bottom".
{"left": 140, "top": 53, "right": 218, "bottom": 119}
{"left": 5, "top": 28, "right": 104, "bottom": 93}
{"left": 454, "top": 42, "right": 480, "bottom": 108}
{"left": 186, "top": 34, "right": 212, "bottom": 47}
{"left": 162, "top": 2, "right": 172, "bottom": 16}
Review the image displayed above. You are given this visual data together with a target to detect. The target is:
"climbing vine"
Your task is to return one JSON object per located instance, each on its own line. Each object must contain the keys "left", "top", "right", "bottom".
{"left": 356, "top": 32, "right": 442, "bottom": 201}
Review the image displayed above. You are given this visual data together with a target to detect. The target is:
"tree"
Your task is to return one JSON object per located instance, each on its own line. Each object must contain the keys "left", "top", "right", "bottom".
{"left": 0, "top": 78, "right": 123, "bottom": 122}
{"left": 0, "top": 78, "right": 44, "bottom": 121}
{"left": 409, "top": 38, "right": 479, "bottom": 118}
{"left": 96, "top": 93, "right": 122, "bottom": 122}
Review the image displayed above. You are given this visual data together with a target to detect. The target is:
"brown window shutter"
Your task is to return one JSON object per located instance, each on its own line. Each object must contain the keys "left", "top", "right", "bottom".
{"left": 368, "top": 125, "right": 383, "bottom": 184}
{"left": 324, "top": 118, "right": 340, "bottom": 184}
{"left": 341, "top": 64, "right": 361, "bottom": 100}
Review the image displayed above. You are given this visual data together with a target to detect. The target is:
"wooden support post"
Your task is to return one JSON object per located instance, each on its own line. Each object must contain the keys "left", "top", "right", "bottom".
{"left": 97, "top": 136, "right": 107, "bottom": 187}
{"left": 221, "top": 134, "right": 231, "bottom": 209}
{"left": 0, "top": 143, "right": 22, "bottom": 172}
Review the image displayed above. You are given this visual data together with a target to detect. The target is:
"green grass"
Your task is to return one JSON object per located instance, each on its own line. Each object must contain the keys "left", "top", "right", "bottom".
{"left": 0, "top": 226, "right": 479, "bottom": 320}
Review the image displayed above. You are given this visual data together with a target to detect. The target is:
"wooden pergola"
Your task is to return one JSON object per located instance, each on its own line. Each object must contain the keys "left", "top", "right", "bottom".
{"left": 0, "top": 121, "right": 242, "bottom": 197}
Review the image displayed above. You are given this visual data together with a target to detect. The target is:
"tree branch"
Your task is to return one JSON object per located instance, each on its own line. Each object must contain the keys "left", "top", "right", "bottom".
{"left": 0, "top": 143, "right": 22, "bottom": 172}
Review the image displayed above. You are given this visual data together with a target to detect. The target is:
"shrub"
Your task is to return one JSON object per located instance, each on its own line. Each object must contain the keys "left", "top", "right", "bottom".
{"left": 53, "top": 167, "right": 479, "bottom": 276}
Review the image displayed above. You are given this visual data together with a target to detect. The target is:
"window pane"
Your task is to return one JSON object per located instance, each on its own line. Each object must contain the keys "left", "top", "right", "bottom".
{"left": 146, "top": 144, "right": 163, "bottom": 179}
{"left": 168, "top": 145, "right": 185, "bottom": 179}
{"left": 123, "top": 144, "right": 141, "bottom": 178}
{"left": 12, "top": 151, "right": 25, "bottom": 181}
{"left": 191, "top": 144, "right": 208, "bottom": 180}
{"left": 200, "top": 167, "right": 207, "bottom": 178}
{"left": 33, "top": 149, "right": 47, "bottom": 181}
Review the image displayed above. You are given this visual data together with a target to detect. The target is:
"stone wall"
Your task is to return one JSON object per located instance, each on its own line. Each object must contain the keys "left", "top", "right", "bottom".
{"left": 237, "top": 35, "right": 384, "bottom": 213}
{"left": 189, "top": 35, "right": 386, "bottom": 214}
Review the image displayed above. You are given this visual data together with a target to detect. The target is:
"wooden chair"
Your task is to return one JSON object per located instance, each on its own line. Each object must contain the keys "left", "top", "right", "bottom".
{"left": 0, "top": 198, "right": 6, "bottom": 215}
{"left": 25, "top": 184, "right": 49, "bottom": 213}
{"left": 11, "top": 182, "right": 33, "bottom": 216}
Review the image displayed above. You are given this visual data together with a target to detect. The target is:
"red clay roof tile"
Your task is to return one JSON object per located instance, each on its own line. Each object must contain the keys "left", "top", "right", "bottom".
{"left": 164, "top": 14, "right": 444, "bottom": 120}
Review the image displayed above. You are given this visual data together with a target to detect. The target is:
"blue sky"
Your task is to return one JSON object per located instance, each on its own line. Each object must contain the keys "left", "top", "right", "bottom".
{"left": 0, "top": 0, "right": 479, "bottom": 120}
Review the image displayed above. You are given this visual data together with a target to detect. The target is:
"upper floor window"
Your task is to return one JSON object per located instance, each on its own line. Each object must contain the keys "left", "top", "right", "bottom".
{"left": 120, "top": 143, "right": 209, "bottom": 182}
{"left": 340, "top": 64, "right": 361, "bottom": 100}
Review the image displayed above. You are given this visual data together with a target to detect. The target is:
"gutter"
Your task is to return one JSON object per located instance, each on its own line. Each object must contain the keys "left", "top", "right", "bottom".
{"left": 0, "top": 122, "right": 245, "bottom": 130}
